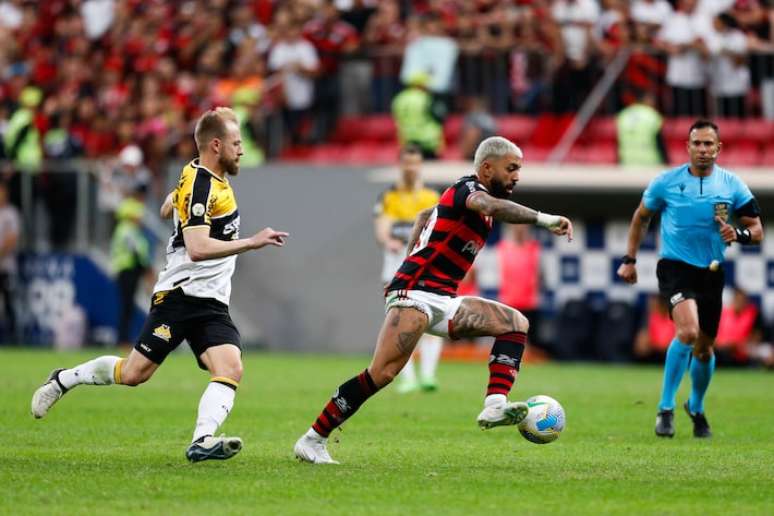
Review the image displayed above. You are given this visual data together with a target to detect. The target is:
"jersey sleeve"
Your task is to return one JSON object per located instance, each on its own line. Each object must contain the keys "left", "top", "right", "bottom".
{"left": 373, "top": 190, "right": 391, "bottom": 218}
{"left": 453, "top": 179, "right": 488, "bottom": 210}
{"left": 642, "top": 174, "right": 666, "bottom": 212}
{"left": 731, "top": 175, "right": 754, "bottom": 210}
{"left": 180, "top": 171, "right": 213, "bottom": 229}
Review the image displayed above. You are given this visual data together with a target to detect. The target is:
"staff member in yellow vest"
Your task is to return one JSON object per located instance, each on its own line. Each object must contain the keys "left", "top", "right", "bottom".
{"left": 391, "top": 72, "right": 445, "bottom": 160}
{"left": 373, "top": 145, "right": 442, "bottom": 392}
{"left": 110, "top": 195, "right": 151, "bottom": 349}
{"left": 616, "top": 92, "right": 668, "bottom": 167}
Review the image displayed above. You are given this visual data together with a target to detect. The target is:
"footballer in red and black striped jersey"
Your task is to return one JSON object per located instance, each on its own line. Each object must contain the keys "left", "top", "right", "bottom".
{"left": 296, "top": 136, "right": 574, "bottom": 464}
{"left": 386, "top": 175, "right": 492, "bottom": 297}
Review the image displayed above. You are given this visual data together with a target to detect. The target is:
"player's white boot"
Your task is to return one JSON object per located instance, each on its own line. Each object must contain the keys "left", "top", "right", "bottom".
{"left": 294, "top": 429, "right": 339, "bottom": 464}
{"left": 477, "top": 396, "right": 529, "bottom": 430}
{"left": 31, "top": 368, "right": 67, "bottom": 419}
{"left": 186, "top": 434, "right": 243, "bottom": 462}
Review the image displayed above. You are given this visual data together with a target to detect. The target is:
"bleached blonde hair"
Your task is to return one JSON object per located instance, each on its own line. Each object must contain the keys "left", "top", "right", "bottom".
{"left": 473, "top": 136, "right": 523, "bottom": 171}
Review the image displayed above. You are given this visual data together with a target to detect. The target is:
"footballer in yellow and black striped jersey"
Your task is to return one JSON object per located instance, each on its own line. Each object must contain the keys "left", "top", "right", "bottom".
{"left": 154, "top": 158, "right": 241, "bottom": 305}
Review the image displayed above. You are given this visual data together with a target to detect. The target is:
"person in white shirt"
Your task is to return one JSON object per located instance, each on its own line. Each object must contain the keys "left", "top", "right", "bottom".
{"left": 630, "top": 0, "right": 674, "bottom": 37}
{"left": 268, "top": 21, "right": 320, "bottom": 144}
{"left": 704, "top": 13, "right": 750, "bottom": 118}
{"left": 655, "top": 0, "right": 710, "bottom": 116}
{"left": 551, "top": 0, "right": 601, "bottom": 113}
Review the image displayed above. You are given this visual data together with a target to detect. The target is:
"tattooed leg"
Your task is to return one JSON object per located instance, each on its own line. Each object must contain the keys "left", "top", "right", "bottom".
{"left": 368, "top": 307, "right": 429, "bottom": 387}
{"left": 451, "top": 297, "right": 529, "bottom": 339}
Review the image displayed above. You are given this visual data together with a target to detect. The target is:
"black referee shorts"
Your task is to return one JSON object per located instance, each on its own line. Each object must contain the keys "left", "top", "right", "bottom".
{"left": 656, "top": 258, "right": 724, "bottom": 339}
{"left": 135, "top": 288, "right": 241, "bottom": 370}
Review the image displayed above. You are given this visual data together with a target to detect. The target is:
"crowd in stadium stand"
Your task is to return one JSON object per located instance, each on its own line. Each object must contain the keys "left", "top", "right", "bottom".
{"left": 1, "top": 0, "right": 773, "bottom": 176}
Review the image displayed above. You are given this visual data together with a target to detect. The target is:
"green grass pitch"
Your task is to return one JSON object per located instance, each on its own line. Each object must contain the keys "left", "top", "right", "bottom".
{"left": 1, "top": 349, "right": 772, "bottom": 515}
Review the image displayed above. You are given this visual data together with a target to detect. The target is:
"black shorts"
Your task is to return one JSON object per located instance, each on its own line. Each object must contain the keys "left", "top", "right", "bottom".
{"left": 135, "top": 289, "right": 241, "bottom": 370}
{"left": 656, "top": 258, "right": 724, "bottom": 339}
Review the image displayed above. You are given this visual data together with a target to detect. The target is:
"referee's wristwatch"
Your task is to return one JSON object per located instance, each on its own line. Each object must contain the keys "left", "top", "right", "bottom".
{"left": 621, "top": 255, "right": 637, "bottom": 265}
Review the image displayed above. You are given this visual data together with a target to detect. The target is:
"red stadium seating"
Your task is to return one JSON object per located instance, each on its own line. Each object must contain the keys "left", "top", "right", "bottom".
{"left": 662, "top": 117, "right": 694, "bottom": 143}
{"left": 443, "top": 115, "right": 464, "bottom": 143}
{"left": 498, "top": 115, "right": 537, "bottom": 146}
{"left": 579, "top": 117, "right": 617, "bottom": 145}
{"left": 741, "top": 119, "right": 774, "bottom": 145}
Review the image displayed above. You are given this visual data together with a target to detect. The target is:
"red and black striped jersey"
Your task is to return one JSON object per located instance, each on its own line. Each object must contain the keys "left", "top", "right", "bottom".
{"left": 386, "top": 175, "right": 492, "bottom": 297}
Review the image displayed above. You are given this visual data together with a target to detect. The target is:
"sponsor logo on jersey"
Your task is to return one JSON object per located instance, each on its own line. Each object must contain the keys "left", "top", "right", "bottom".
{"left": 192, "top": 203, "right": 205, "bottom": 217}
{"left": 139, "top": 343, "right": 152, "bottom": 353}
{"left": 462, "top": 240, "right": 482, "bottom": 255}
{"left": 152, "top": 324, "right": 172, "bottom": 342}
{"left": 223, "top": 216, "right": 240, "bottom": 238}
{"left": 670, "top": 292, "right": 684, "bottom": 306}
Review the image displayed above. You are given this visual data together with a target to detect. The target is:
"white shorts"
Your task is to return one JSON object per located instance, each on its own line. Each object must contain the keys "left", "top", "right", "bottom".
{"left": 384, "top": 290, "right": 466, "bottom": 339}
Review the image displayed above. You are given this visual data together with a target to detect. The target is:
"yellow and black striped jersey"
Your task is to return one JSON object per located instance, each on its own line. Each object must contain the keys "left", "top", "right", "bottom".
{"left": 154, "top": 159, "right": 240, "bottom": 305}
{"left": 373, "top": 186, "right": 439, "bottom": 243}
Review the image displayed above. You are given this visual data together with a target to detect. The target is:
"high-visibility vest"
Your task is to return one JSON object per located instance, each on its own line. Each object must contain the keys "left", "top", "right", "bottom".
{"left": 616, "top": 104, "right": 663, "bottom": 166}
{"left": 391, "top": 87, "right": 443, "bottom": 153}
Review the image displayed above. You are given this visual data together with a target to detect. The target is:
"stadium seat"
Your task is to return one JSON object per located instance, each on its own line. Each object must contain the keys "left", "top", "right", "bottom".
{"left": 760, "top": 145, "right": 774, "bottom": 166}
{"left": 717, "top": 143, "right": 761, "bottom": 167}
{"left": 441, "top": 145, "right": 464, "bottom": 161}
{"left": 662, "top": 116, "right": 694, "bottom": 144}
{"left": 498, "top": 115, "right": 537, "bottom": 146}
{"left": 741, "top": 118, "right": 774, "bottom": 145}
{"left": 443, "top": 115, "right": 463, "bottom": 143}
{"left": 360, "top": 115, "right": 397, "bottom": 142}
{"left": 329, "top": 117, "right": 367, "bottom": 143}
{"left": 579, "top": 117, "right": 617, "bottom": 145}
{"left": 520, "top": 145, "right": 551, "bottom": 163}
{"left": 713, "top": 118, "right": 745, "bottom": 144}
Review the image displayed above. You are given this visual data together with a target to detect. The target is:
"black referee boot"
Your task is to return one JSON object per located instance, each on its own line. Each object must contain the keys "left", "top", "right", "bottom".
{"left": 684, "top": 401, "right": 712, "bottom": 438}
{"left": 655, "top": 409, "right": 675, "bottom": 438}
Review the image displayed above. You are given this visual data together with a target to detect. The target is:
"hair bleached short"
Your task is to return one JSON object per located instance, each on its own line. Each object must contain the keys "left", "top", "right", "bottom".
{"left": 473, "top": 136, "right": 523, "bottom": 171}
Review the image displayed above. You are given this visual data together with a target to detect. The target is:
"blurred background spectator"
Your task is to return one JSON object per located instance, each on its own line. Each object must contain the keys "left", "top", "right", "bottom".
{"left": 392, "top": 71, "right": 444, "bottom": 159}
{"left": 0, "top": 181, "right": 19, "bottom": 343}
{"left": 496, "top": 225, "right": 543, "bottom": 350}
{"left": 616, "top": 91, "right": 668, "bottom": 166}
{"left": 633, "top": 294, "right": 675, "bottom": 362}
{"left": 110, "top": 193, "right": 151, "bottom": 349}
{"left": 715, "top": 286, "right": 764, "bottom": 365}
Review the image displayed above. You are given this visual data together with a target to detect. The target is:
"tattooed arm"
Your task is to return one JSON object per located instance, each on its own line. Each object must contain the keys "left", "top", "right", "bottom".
{"left": 466, "top": 191, "right": 573, "bottom": 239}
{"left": 405, "top": 207, "right": 434, "bottom": 256}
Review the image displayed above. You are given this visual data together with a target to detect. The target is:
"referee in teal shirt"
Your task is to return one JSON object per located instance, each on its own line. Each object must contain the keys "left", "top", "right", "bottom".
{"left": 618, "top": 120, "right": 763, "bottom": 438}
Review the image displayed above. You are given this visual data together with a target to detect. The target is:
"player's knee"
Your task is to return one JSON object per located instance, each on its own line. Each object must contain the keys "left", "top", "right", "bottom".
{"left": 121, "top": 367, "right": 151, "bottom": 387}
{"left": 211, "top": 360, "right": 243, "bottom": 383}
{"left": 677, "top": 326, "right": 699, "bottom": 344}
{"left": 694, "top": 348, "right": 712, "bottom": 362}
{"left": 514, "top": 312, "right": 530, "bottom": 334}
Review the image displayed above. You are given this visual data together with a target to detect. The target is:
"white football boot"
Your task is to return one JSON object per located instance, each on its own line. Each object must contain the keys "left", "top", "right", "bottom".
{"left": 186, "top": 434, "right": 243, "bottom": 462}
{"left": 477, "top": 398, "right": 529, "bottom": 430}
{"left": 31, "top": 368, "right": 67, "bottom": 419}
{"left": 294, "top": 430, "right": 339, "bottom": 464}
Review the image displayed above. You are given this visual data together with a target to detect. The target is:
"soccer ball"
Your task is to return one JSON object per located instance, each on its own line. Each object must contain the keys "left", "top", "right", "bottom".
{"left": 518, "top": 395, "right": 565, "bottom": 444}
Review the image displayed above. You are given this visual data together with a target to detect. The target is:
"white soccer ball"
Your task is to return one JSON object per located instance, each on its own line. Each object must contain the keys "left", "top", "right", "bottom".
{"left": 518, "top": 395, "right": 565, "bottom": 444}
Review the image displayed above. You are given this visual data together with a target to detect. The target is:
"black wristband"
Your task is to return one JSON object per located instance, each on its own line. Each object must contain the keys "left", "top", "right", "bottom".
{"left": 734, "top": 227, "right": 753, "bottom": 245}
{"left": 621, "top": 255, "right": 637, "bottom": 265}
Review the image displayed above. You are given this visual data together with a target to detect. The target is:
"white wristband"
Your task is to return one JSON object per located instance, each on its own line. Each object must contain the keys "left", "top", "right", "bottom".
{"left": 536, "top": 211, "right": 561, "bottom": 229}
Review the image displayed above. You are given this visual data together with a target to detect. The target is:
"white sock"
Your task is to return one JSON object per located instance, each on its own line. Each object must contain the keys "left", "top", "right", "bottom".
{"left": 192, "top": 381, "right": 236, "bottom": 443}
{"left": 398, "top": 354, "right": 417, "bottom": 384}
{"left": 419, "top": 335, "right": 442, "bottom": 381}
{"left": 485, "top": 394, "right": 507, "bottom": 408}
{"left": 58, "top": 356, "right": 121, "bottom": 390}
{"left": 306, "top": 427, "right": 325, "bottom": 440}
